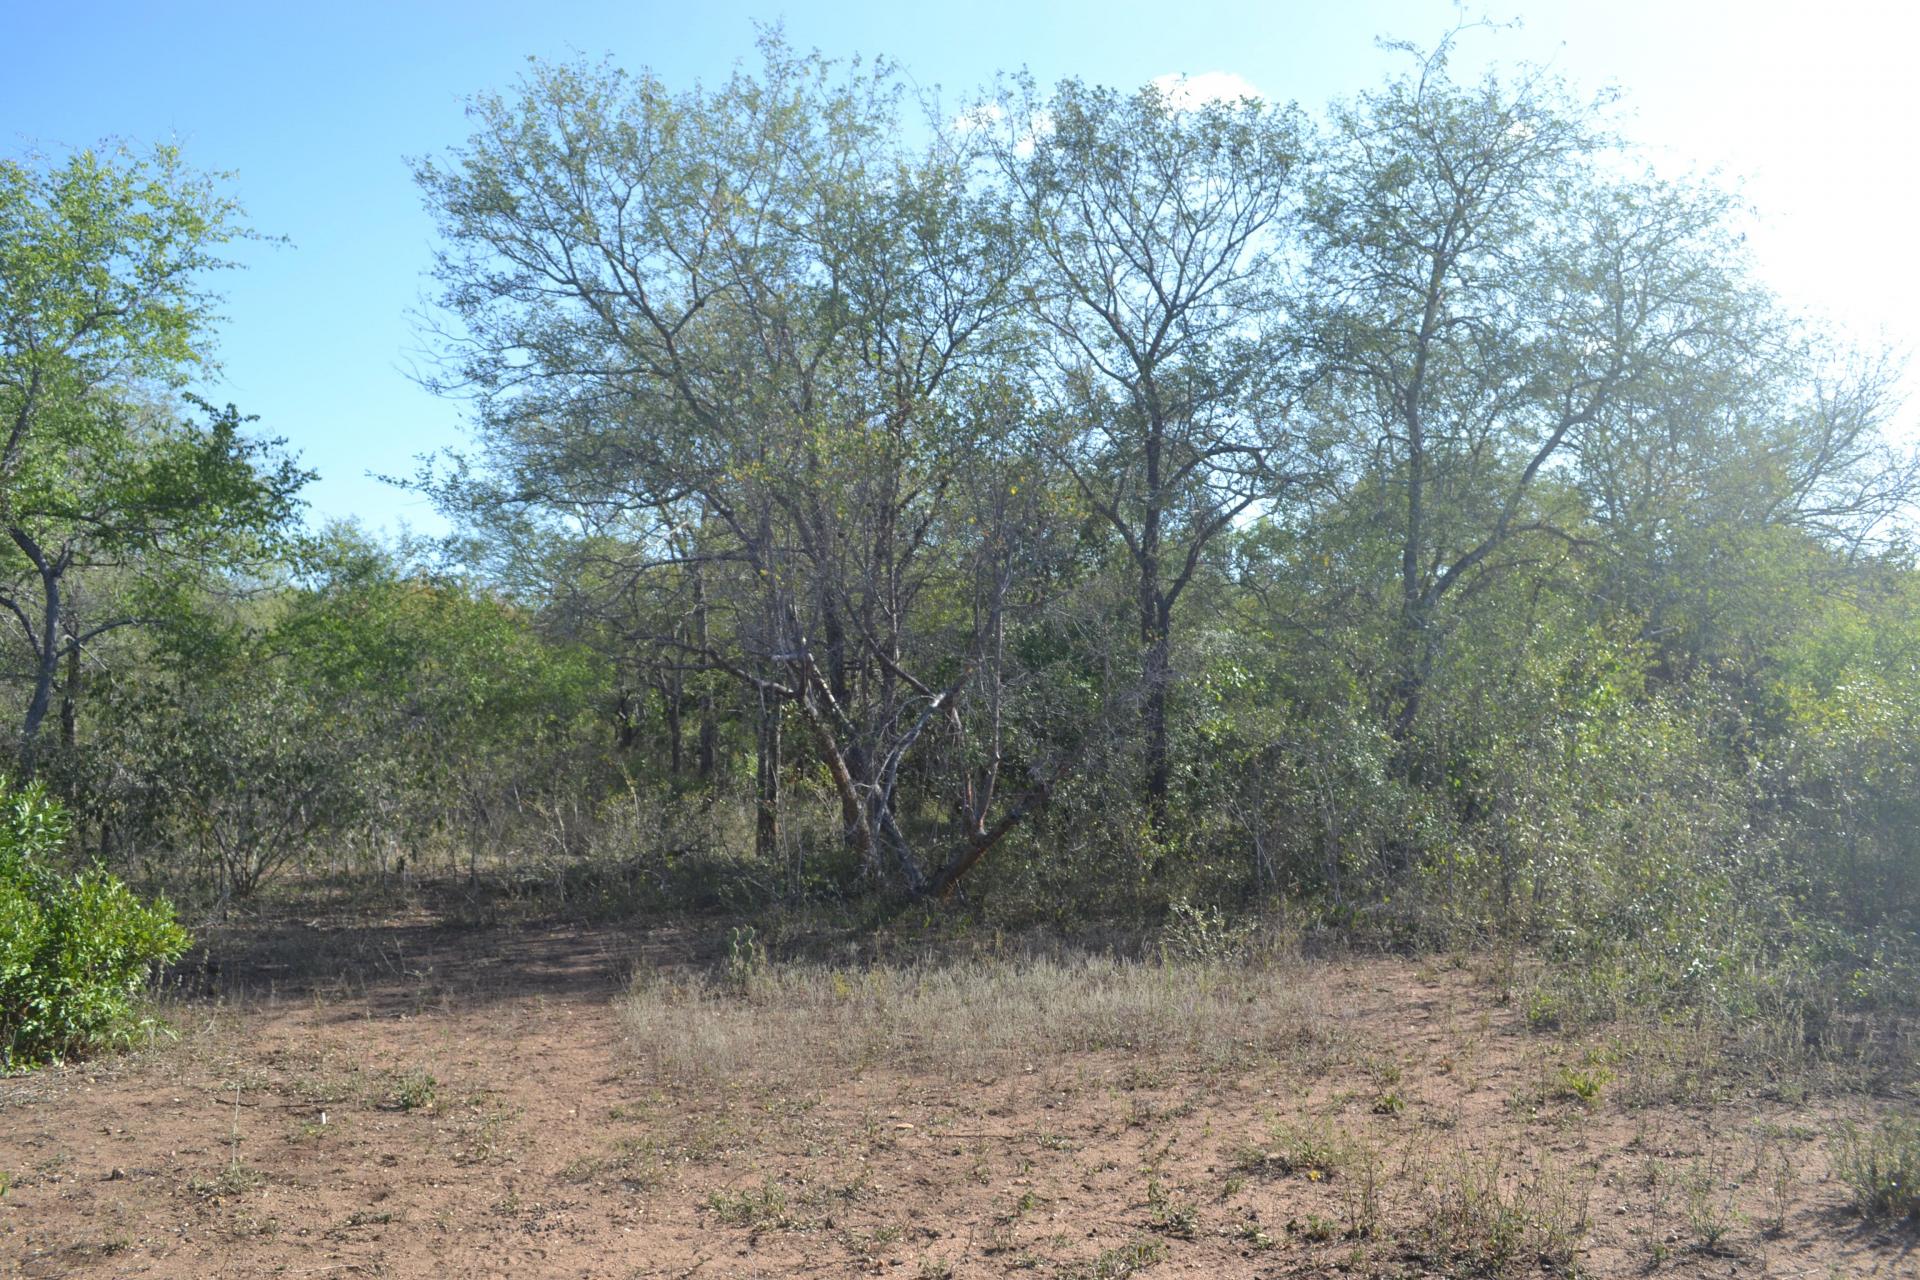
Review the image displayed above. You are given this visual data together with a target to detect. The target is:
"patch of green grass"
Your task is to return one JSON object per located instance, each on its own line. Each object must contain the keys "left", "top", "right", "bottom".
{"left": 447, "top": 1095, "right": 520, "bottom": 1166}
{"left": 1286, "top": 1212, "right": 1340, "bottom": 1242}
{"left": 1060, "top": 1237, "right": 1166, "bottom": 1279}
{"left": 705, "top": 1180, "right": 795, "bottom": 1230}
{"left": 560, "top": 1136, "right": 666, "bottom": 1189}
{"left": 996, "top": 1189, "right": 1043, "bottom": 1223}
{"left": 1683, "top": 1173, "right": 1740, "bottom": 1251}
{"left": 841, "top": 1222, "right": 905, "bottom": 1257}
{"left": 1553, "top": 1063, "right": 1611, "bottom": 1107}
{"left": 390, "top": 1067, "right": 439, "bottom": 1112}
{"left": 1144, "top": 1179, "right": 1197, "bottom": 1239}
{"left": 622, "top": 951, "right": 1321, "bottom": 1082}
{"left": 1232, "top": 1216, "right": 1276, "bottom": 1250}
{"left": 1410, "top": 1153, "right": 1588, "bottom": 1277}
{"left": 1363, "top": 1055, "right": 1403, "bottom": 1088}
{"left": 1229, "top": 1120, "right": 1348, "bottom": 1182}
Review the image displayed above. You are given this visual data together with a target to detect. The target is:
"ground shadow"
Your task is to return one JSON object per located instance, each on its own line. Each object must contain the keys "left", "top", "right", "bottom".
{"left": 161, "top": 876, "right": 713, "bottom": 1013}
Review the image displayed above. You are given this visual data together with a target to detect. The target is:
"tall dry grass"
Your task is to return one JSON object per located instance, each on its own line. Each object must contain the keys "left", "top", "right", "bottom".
{"left": 620, "top": 952, "right": 1331, "bottom": 1082}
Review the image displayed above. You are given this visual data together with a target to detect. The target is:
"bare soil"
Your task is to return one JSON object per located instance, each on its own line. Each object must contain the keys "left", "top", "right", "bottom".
{"left": 2, "top": 895, "right": 1914, "bottom": 1279}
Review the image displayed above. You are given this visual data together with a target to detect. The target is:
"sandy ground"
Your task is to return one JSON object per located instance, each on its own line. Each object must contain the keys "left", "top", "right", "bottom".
{"left": 1, "top": 904, "right": 1915, "bottom": 1279}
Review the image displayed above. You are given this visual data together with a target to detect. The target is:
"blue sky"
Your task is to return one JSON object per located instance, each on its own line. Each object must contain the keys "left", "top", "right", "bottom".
{"left": 7, "top": 1, "right": 1914, "bottom": 535}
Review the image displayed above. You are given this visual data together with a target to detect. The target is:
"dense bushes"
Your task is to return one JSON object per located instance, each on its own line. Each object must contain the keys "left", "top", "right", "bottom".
{"left": 0, "top": 782, "right": 190, "bottom": 1069}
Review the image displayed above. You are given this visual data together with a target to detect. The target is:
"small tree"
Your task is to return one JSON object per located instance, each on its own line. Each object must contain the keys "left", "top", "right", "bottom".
{"left": 0, "top": 394, "right": 309, "bottom": 776}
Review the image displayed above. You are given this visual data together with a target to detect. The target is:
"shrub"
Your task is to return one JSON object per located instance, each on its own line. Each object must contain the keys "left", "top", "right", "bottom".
{"left": 0, "top": 781, "right": 191, "bottom": 1069}
{"left": 1159, "top": 898, "right": 1255, "bottom": 964}
{"left": 1833, "top": 1113, "right": 1920, "bottom": 1224}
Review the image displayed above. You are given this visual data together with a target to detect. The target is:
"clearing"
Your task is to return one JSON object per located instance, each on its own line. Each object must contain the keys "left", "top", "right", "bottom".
{"left": 1, "top": 889, "right": 1914, "bottom": 1278}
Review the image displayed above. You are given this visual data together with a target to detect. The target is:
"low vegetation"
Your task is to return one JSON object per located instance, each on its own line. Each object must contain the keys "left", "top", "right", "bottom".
{"left": 0, "top": 890, "right": 1913, "bottom": 1275}
{"left": 0, "top": 783, "right": 188, "bottom": 1069}
{"left": 624, "top": 944, "right": 1328, "bottom": 1082}
{"left": 1833, "top": 1113, "right": 1920, "bottom": 1224}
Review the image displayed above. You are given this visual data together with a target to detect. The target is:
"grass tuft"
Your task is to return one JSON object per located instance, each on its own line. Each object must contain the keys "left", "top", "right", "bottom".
{"left": 1832, "top": 1114, "right": 1920, "bottom": 1224}
{"left": 1411, "top": 1152, "right": 1588, "bottom": 1276}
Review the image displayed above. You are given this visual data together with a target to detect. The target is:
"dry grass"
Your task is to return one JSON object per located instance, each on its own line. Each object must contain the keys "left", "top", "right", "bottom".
{"left": 8, "top": 904, "right": 1916, "bottom": 1278}
{"left": 1832, "top": 1112, "right": 1920, "bottom": 1224}
{"left": 1409, "top": 1150, "right": 1592, "bottom": 1275}
{"left": 620, "top": 950, "right": 1330, "bottom": 1082}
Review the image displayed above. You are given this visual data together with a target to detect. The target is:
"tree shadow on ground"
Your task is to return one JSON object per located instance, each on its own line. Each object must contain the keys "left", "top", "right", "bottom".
{"left": 160, "top": 875, "right": 714, "bottom": 1014}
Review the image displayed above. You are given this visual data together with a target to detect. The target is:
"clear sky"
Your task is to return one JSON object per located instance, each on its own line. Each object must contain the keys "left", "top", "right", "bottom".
{"left": 7, "top": 1, "right": 1914, "bottom": 535}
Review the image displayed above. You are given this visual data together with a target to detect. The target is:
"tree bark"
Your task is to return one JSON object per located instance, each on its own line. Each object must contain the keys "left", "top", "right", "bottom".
{"left": 59, "top": 633, "right": 79, "bottom": 752}
{"left": 1140, "top": 418, "right": 1170, "bottom": 833}
{"left": 755, "top": 693, "right": 781, "bottom": 867}
{"left": 692, "top": 563, "right": 717, "bottom": 780}
{"left": 1142, "top": 614, "right": 1172, "bottom": 835}
{"left": 12, "top": 527, "right": 61, "bottom": 780}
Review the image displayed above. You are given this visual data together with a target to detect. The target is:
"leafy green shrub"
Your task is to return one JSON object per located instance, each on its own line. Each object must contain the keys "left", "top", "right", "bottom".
{"left": 391, "top": 1067, "right": 440, "bottom": 1112}
{"left": 0, "top": 781, "right": 191, "bottom": 1069}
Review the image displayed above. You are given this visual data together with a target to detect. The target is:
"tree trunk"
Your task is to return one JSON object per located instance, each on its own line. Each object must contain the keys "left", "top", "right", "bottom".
{"left": 1390, "top": 262, "right": 1441, "bottom": 754}
{"left": 692, "top": 566, "right": 717, "bottom": 780}
{"left": 13, "top": 531, "right": 60, "bottom": 780}
{"left": 59, "top": 634, "right": 79, "bottom": 751}
{"left": 755, "top": 694, "right": 781, "bottom": 867}
{"left": 1389, "top": 609, "right": 1432, "bottom": 746}
{"left": 613, "top": 686, "right": 640, "bottom": 751}
{"left": 802, "top": 695, "right": 876, "bottom": 875}
{"left": 666, "top": 668, "right": 684, "bottom": 774}
{"left": 1142, "top": 618, "right": 1171, "bottom": 835}
{"left": 1139, "top": 416, "right": 1170, "bottom": 834}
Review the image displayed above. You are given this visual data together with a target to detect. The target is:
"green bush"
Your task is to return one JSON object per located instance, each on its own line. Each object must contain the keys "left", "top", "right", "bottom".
{"left": 0, "top": 781, "right": 191, "bottom": 1069}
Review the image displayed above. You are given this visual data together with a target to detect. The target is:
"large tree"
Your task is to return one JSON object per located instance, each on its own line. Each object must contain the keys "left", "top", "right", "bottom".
{"left": 0, "top": 146, "right": 302, "bottom": 773}
{"left": 991, "top": 75, "right": 1311, "bottom": 830}
{"left": 1297, "top": 42, "right": 1789, "bottom": 746}
{"left": 416, "top": 41, "right": 1079, "bottom": 895}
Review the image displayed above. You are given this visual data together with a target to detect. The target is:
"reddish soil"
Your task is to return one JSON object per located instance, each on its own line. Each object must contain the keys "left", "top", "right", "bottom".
{"left": 1, "top": 903, "right": 1914, "bottom": 1279}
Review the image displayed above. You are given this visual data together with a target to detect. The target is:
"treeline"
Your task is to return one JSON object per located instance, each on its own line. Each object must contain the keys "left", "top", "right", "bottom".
{"left": 6, "top": 37, "right": 1920, "bottom": 1013}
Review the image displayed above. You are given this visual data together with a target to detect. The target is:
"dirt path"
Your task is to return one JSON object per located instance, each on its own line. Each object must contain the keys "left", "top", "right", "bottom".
{"left": 2, "top": 914, "right": 1913, "bottom": 1278}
